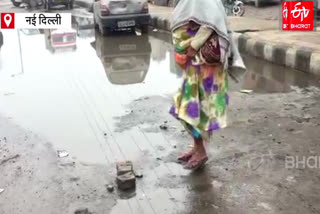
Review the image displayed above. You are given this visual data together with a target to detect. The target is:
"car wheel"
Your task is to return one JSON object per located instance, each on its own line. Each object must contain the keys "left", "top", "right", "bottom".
{"left": 67, "top": 2, "right": 73, "bottom": 9}
{"left": 45, "top": 0, "right": 51, "bottom": 10}
{"left": 11, "top": 0, "right": 22, "bottom": 7}
{"left": 88, "top": 3, "right": 93, "bottom": 12}
{"left": 141, "top": 24, "right": 149, "bottom": 34}
{"left": 94, "top": 17, "right": 99, "bottom": 29}
{"left": 99, "top": 26, "right": 110, "bottom": 36}
{"left": 255, "top": 0, "right": 261, "bottom": 7}
{"left": 167, "top": 0, "right": 174, "bottom": 7}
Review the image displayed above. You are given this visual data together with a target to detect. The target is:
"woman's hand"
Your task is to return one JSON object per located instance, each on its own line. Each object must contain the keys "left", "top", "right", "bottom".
{"left": 186, "top": 46, "right": 197, "bottom": 61}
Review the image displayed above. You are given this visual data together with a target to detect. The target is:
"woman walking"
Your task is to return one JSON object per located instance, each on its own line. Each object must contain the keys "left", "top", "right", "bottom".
{"left": 170, "top": 0, "right": 245, "bottom": 170}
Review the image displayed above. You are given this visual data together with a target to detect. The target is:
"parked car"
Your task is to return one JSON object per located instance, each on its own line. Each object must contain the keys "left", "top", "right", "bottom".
{"left": 44, "top": 29, "right": 77, "bottom": 53}
{"left": 91, "top": 31, "right": 151, "bottom": 85}
{"left": 11, "top": 0, "right": 43, "bottom": 8}
{"left": 93, "top": 0, "right": 150, "bottom": 36}
{"left": 20, "top": 29, "right": 41, "bottom": 36}
{"left": 44, "top": 0, "right": 74, "bottom": 10}
{"left": 150, "top": 0, "right": 173, "bottom": 7}
{"left": 0, "top": 30, "right": 3, "bottom": 50}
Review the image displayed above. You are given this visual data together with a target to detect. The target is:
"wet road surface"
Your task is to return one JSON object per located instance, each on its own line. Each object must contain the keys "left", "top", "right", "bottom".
{"left": 1, "top": 22, "right": 320, "bottom": 214}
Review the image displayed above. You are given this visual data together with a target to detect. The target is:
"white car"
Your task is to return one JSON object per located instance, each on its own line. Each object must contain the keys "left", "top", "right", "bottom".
{"left": 93, "top": 0, "right": 150, "bottom": 36}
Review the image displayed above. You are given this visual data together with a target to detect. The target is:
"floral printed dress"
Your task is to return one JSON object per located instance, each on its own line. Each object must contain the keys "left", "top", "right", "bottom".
{"left": 170, "top": 24, "right": 229, "bottom": 140}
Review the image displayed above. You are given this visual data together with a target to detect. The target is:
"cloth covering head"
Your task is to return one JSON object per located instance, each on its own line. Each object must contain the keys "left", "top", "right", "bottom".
{"left": 172, "top": 0, "right": 246, "bottom": 74}
{"left": 171, "top": 0, "right": 230, "bottom": 46}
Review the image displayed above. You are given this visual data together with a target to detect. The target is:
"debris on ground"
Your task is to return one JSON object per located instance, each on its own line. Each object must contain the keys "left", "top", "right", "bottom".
{"left": 0, "top": 188, "right": 4, "bottom": 194}
{"left": 60, "top": 161, "right": 75, "bottom": 167}
{"left": 0, "top": 154, "right": 20, "bottom": 166}
{"left": 3, "top": 92, "right": 15, "bottom": 96}
{"left": 160, "top": 124, "right": 168, "bottom": 130}
{"left": 116, "top": 161, "right": 136, "bottom": 190}
{"left": 116, "top": 172, "right": 136, "bottom": 190}
{"left": 153, "top": 28, "right": 158, "bottom": 32}
{"left": 74, "top": 208, "right": 92, "bottom": 214}
{"left": 57, "top": 150, "right": 69, "bottom": 158}
{"left": 70, "top": 177, "right": 80, "bottom": 182}
{"left": 134, "top": 172, "right": 143, "bottom": 178}
{"left": 287, "top": 128, "right": 295, "bottom": 132}
{"left": 116, "top": 161, "right": 133, "bottom": 176}
{"left": 156, "top": 157, "right": 162, "bottom": 161}
{"left": 106, "top": 185, "right": 114, "bottom": 192}
{"left": 211, "top": 203, "right": 219, "bottom": 209}
{"left": 240, "top": 89, "right": 253, "bottom": 94}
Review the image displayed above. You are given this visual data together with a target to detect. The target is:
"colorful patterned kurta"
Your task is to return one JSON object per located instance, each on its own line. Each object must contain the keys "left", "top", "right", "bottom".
{"left": 170, "top": 24, "right": 229, "bottom": 140}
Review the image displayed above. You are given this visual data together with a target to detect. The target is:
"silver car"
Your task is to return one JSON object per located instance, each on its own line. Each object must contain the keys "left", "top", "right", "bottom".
{"left": 93, "top": 0, "right": 150, "bottom": 36}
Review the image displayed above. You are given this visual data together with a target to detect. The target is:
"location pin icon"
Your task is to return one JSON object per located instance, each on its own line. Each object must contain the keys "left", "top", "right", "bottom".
{"left": 4, "top": 14, "right": 12, "bottom": 27}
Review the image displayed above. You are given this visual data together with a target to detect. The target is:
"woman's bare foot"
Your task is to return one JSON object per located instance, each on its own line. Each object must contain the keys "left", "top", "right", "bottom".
{"left": 184, "top": 152, "right": 208, "bottom": 170}
{"left": 184, "top": 137, "right": 208, "bottom": 170}
{"left": 177, "top": 148, "right": 195, "bottom": 163}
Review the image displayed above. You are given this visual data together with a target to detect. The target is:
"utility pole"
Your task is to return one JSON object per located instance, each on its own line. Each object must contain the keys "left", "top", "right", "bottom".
{"left": 17, "top": 29, "right": 24, "bottom": 75}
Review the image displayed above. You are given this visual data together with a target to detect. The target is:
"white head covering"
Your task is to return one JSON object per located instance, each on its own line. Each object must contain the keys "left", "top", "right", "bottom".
{"left": 171, "top": 0, "right": 230, "bottom": 45}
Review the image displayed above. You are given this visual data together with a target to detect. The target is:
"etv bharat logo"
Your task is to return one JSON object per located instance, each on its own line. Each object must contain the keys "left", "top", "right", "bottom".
{"left": 282, "top": 1, "right": 314, "bottom": 31}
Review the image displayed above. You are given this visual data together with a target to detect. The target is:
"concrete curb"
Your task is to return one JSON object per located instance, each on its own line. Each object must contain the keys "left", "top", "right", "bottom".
{"left": 235, "top": 34, "right": 320, "bottom": 76}
{"left": 150, "top": 15, "right": 320, "bottom": 76}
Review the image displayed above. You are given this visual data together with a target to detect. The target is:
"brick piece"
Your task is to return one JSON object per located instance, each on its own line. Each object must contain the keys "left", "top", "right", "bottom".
{"left": 74, "top": 208, "right": 91, "bottom": 214}
{"left": 116, "top": 161, "right": 133, "bottom": 176}
{"left": 116, "top": 172, "right": 136, "bottom": 190}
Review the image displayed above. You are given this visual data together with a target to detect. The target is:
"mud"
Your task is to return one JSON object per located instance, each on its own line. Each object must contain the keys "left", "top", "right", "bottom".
{"left": 0, "top": 116, "right": 117, "bottom": 214}
{"left": 114, "top": 87, "right": 320, "bottom": 214}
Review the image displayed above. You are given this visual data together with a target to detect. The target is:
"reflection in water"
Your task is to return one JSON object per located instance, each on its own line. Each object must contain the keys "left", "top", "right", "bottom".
{"left": 183, "top": 169, "right": 222, "bottom": 214}
{"left": 242, "top": 72, "right": 291, "bottom": 93}
{"left": 20, "top": 29, "right": 41, "bottom": 36}
{"left": 43, "top": 29, "right": 77, "bottom": 53}
{"left": 72, "top": 15, "right": 96, "bottom": 38}
{"left": 238, "top": 55, "right": 320, "bottom": 93}
{"left": 92, "top": 31, "right": 151, "bottom": 85}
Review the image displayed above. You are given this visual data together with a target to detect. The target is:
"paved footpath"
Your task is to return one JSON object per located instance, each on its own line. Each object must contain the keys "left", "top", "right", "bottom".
{"left": 149, "top": 4, "right": 320, "bottom": 76}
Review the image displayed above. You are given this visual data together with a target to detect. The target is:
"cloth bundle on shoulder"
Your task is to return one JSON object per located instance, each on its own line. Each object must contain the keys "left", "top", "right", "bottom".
{"left": 200, "top": 33, "right": 221, "bottom": 65}
{"left": 172, "top": 0, "right": 246, "bottom": 76}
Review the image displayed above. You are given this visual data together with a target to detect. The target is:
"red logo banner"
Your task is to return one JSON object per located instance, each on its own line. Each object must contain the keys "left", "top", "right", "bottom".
{"left": 282, "top": 1, "right": 314, "bottom": 31}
